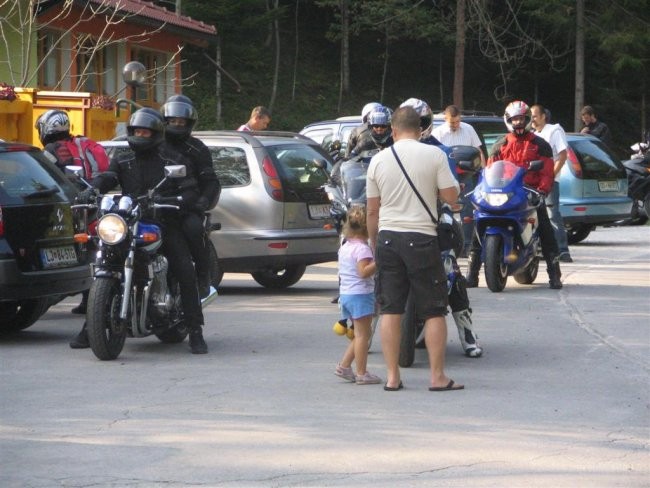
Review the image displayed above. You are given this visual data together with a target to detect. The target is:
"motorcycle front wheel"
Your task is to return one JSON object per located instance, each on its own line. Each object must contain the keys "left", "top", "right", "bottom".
{"left": 87, "top": 278, "right": 127, "bottom": 360}
{"left": 485, "top": 234, "right": 508, "bottom": 292}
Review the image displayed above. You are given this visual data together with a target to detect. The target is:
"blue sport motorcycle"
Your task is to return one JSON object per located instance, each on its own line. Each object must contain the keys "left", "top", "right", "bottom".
{"left": 461, "top": 159, "right": 544, "bottom": 292}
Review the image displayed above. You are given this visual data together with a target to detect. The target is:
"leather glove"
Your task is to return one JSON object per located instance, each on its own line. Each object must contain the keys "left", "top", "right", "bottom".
{"left": 194, "top": 196, "right": 209, "bottom": 213}
{"left": 76, "top": 188, "right": 96, "bottom": 204}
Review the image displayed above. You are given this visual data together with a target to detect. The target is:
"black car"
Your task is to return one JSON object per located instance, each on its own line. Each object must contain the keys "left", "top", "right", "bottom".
{"left": 0, "top": 142, "right": 92, "bottom": 334}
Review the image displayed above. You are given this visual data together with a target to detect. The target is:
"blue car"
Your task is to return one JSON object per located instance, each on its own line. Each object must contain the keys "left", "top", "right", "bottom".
{"left": 559, "top": 133, "right": 632, "bottom": 244}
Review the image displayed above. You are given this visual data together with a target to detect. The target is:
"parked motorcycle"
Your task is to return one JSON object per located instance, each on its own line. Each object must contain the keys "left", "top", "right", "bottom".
{"left": 623, "top": 136, "right": 650, "bottom": 225}
{"left": 459, "top": 159, "right": 545, "bottom": 293}
{"left": 81, "top": 165, "right": 218, "bottom": 360}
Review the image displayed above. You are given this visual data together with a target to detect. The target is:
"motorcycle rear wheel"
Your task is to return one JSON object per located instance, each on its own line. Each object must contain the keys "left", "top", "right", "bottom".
{"left": 485, "top": 234, "right": 508, "bottom": 292}
{"left": 87, "top": 278, "right": 127, "bottom": 360}
{"left": 513, "top": 257, "right": 539, "bottom": 285}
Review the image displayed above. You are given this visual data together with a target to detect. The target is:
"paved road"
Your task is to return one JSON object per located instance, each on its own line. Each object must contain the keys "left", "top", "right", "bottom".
{"left": 1, "top": 225, "right": 649, "bottom": 487}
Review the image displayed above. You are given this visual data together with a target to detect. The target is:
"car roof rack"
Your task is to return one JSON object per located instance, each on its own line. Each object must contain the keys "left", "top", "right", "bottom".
{"left": 193, "top": 130, "right": 313, "bottom": 147}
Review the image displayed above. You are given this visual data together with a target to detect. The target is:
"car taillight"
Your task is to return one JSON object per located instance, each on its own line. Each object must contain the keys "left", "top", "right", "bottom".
{"left": 262, "top": 156, "right": 283, "bottom": 201}
{"left": 0, "top": 206, "right": 3, "bottom": 237}
{"left": 566, "top": 147, "right": 583, "bottom": 178}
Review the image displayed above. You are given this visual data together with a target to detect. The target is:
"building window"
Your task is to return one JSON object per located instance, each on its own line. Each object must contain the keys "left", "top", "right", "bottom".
{"left": 131, "top": 48, "right": 170, "bottom": 107}
{"left": 37, "top": 30, "right": 62, "bottom": 89}
{"left": 74, "top": 38, "right": 118, "bottom": 95}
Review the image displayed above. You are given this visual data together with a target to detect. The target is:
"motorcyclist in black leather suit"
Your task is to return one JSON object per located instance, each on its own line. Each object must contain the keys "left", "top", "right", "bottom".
{"left": 161, "top": 95, "right": 221, "bottom": 299}
{"left": 89, "top": 108, "right": 209, "bottom": 354}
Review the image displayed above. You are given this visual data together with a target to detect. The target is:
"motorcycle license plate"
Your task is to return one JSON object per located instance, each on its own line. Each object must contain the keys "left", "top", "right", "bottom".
{"left": 598, "top": 180, "right": 619, "bottom": 192}
{"left": 41, "top": 246, "right": 78, "bottom": 268}
{"left": 309, "top": 203, "right": 331, "bottom": 219}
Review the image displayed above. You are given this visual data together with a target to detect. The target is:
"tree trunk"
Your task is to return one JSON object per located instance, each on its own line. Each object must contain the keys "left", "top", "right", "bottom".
{"left": 216, "top": 40, "right": 222, "bottom": 125}
{"left": 292, "top": 0, "right": 299, "bottom": 101}
{"left": 268, "top": 0, "right": 280, "bottom": 112}
{"left": 453, "top": 0, "right": 466, "bottom": 109}
{"left": 574, "top": 0, "right": 585, "bottom": 131}
{"left": 380, "top": 26, "right": 389, "bottom": 103}
{"left": 338, "top": 0, "right": 350, "bottom": 113}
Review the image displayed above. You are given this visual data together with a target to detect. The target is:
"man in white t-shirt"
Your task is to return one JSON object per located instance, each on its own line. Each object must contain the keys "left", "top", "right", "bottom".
{"left": 432, "top": 105, "right": 486, "bottom": 257}
{"left": 366, "top": 106, "right": 464, "bottom": 392}
{"left": 531, "top": 105, "right": 572, "bottom": 262}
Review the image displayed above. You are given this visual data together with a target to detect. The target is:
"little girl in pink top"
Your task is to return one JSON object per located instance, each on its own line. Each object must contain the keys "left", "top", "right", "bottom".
{"left": 334, "top": 206, "right": 381, "bottom": 385}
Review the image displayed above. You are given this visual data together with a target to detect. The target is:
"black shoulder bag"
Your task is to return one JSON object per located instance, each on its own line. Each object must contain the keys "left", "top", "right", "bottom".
{"left": 390, "top": 145, "right": 459, "bottom": 252}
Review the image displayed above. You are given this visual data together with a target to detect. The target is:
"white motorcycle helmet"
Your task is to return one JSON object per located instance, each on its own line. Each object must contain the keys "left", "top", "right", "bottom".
{"left": 399, "top": 98, "right": 433, "bottom": 139}
{"left": 503, "top": 100, "right": 531, "bottom": 136}
{"left": 361, "top": 102, "right": 382, "bottom": 124}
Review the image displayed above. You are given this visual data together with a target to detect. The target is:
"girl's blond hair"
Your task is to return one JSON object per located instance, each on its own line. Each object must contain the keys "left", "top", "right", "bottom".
{"left": 343, "top": 205, "right": 368, "bottom": 239}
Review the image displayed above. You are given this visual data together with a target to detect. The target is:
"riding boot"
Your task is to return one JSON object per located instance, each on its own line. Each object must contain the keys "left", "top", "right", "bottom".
{"left": 452, "top": 309, "right": 483, "bottom": 358}
{"left": 69, "top": 322, "right": 90, "bottom": 349}
{"left": 546, "top": 255, "right": 563, "bottom": 289}
{"left": 189, "top": 325, "right": 208, "bottom": 354}
{"left": 71, "top": 290, "right": 89, "bottom": 314}
{"left": 466, "top": 251, "right": 481, "bottom": 288}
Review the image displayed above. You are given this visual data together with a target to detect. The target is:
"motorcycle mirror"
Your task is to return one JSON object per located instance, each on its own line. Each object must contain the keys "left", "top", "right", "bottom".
{"left": 164, "top": 165, "right": 187, "bottom": 178}
{"left": 65, "top": 165, "right": 85, "bottom": 177}
{"left": 312, "top": 159, "right": 326, "bottom": 170}
{"left": 528, "top": 160, "right": 544, "bottom": 171}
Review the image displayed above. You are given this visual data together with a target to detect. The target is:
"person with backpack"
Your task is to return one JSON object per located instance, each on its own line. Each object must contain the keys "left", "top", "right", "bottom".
{"left": 36, "top": 110, "right": 110, "bottom": 180}
{"left": 35, "top": 109, "right": 110, "bottom": 348}
{"left": 160, "top": 95, "right": 221, "bottom": 298}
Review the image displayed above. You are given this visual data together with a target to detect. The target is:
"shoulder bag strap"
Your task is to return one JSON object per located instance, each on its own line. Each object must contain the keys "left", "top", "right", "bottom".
{"left": 390, "top": 145, "right": 438, "bottom": 225}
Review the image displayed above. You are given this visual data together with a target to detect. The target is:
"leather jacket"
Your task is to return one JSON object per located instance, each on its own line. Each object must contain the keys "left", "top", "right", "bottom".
{"left": 489, "top": 132, "right": 554, "bottom": 194}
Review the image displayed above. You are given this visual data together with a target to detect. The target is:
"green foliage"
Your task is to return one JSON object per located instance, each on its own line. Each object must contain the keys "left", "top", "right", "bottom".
{"left": 179, "top": 0, "right": 648, "bottom": 154}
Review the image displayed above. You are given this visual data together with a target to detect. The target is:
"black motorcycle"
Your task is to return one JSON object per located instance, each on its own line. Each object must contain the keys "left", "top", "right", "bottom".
{"left": 624, "top": 137, "right": 650, "bottom": 225}
{"left": 83, "top": 165, "right": 218, "bottom": 360}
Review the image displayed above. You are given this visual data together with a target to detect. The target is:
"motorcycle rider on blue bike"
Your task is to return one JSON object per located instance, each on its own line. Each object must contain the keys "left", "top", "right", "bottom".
{"left": 465, "top": 100, "right": 562, "bottom": 290}
{"left": 82, "top": 108, "right": 210, "bottom": 354}
{"left": 397, "top": 98, "right": 483, "bottom": 357}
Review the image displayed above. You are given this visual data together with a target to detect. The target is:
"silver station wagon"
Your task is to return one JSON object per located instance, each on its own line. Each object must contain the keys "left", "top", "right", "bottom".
{"left": 101, "top": 131, "right": 339, "bottom": 289}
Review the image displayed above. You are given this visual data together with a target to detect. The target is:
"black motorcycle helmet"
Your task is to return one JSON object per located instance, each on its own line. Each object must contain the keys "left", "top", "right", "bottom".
{"left": 160, "top": 94, "right": 198, "bottom": 142}
{"left": 127, "top": 107, "right": 166, "bottom": 152}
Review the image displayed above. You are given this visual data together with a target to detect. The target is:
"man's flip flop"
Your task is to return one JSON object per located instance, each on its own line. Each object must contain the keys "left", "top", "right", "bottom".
{"left": 429, "top": 380, "right": 464, "bottom": 392}
{"left": 384, "top": 381, "right": 403, "bottom": 391}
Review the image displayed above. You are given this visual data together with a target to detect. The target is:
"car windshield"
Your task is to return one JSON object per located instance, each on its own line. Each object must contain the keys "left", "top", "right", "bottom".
{"left": 466, "top": 120, "right": 507, "bottom": 149}
{"left": 483, "top": 160, "right": 525, "bottom": 189}
{"left": 266, "top": 143, "right": 331, "bottom": 189}
{"left": 0, "top": 150, "right": 76, "bottom": 203}
{"left": 568, "top": 138, "right": 626, "bottom": 179}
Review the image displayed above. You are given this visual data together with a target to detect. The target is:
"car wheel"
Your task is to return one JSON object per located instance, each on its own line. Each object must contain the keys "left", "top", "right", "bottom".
{"left": 0, "top": 299, "right": 51, "bottom": 334}
{"left": 566, "top": 224, "right": 593, "bottom": 244}
{"left": 208, "top": 241, "right": 224, "bottom": 288}
{"left": 251, "top": 264, "right": 307, "bottom": 289}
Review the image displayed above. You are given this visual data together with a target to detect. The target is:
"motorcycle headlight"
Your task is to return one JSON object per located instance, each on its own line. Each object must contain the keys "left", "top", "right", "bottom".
{"left": 97, "top": 214, "right": 128, "bottom": 244}
{"left": 485, "top": 192, "right": 510, "bottom": 206}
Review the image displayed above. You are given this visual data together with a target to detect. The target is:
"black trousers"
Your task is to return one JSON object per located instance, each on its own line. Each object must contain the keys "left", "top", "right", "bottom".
{"left": 470, "top": 201, "right": 559, "bottom": 262}
{"left": 181, "top": 212, "right": 210, "bottom": 276}
{"left": 161, "top": 222, "right": 204, "bottom": 328}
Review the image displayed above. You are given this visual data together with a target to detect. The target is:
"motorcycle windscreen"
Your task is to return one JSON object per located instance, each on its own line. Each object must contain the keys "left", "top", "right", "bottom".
{"left": 340, "top": 160, "right": 370, "bottom": 204}
{"left": 483, "top": 160, "right": 525, "bottom": 189}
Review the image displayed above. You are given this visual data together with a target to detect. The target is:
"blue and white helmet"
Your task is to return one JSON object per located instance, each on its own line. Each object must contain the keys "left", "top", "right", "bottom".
{"left": 400, "top": 98, "right": 433, "bottom": 139}
{"left": 368, "top": 106, "right": 392, "bottom": 145}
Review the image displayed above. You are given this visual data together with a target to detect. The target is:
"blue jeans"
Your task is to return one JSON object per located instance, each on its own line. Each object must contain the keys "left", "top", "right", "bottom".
{"left": 547, "top": 181, "right": 570, "bottom": 254}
